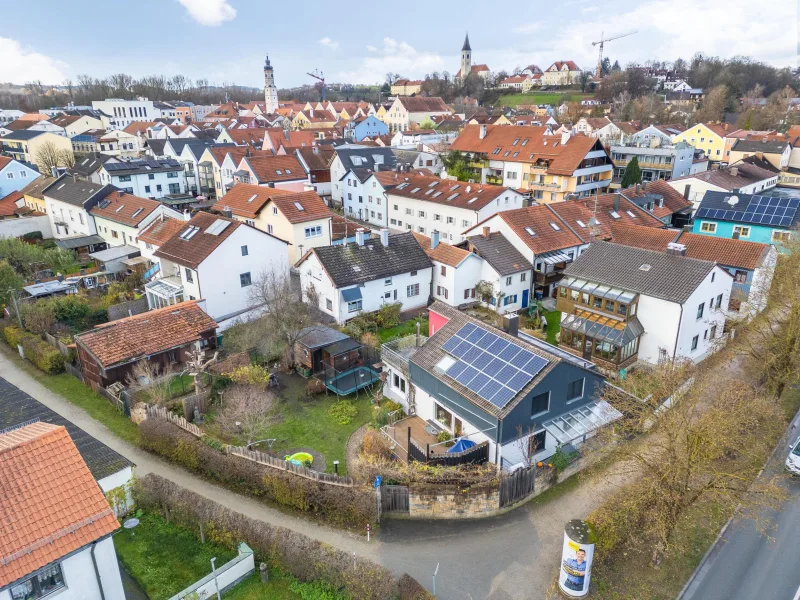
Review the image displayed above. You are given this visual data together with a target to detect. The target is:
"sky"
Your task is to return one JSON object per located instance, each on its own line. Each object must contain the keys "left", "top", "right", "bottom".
{"left": 1, "top": 0, "right": 796, "bottom": 90}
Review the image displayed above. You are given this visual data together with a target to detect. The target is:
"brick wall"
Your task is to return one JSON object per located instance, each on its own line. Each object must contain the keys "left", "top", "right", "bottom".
{"left": 408, "top": 484, "right": 501, "bottom": 519}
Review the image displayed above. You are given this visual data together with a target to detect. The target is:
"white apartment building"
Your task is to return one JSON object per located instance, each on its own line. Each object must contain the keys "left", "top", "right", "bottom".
{"left": 42, "top": 176, "right": 115, "bottom": 239}
{"left": 90, "top": 191, "right": 182, "bottom": 247}
{"left": 330, "top": 147, "right": 396, "bottom": 206}
{"left": 98, "top": 158, "right": 185, "bottom": 199}
{"left": 413, "top": 231, "right": 483, "bottom": 307}
{"left": 92, "top": 98, "right": 156, "bottom": 130}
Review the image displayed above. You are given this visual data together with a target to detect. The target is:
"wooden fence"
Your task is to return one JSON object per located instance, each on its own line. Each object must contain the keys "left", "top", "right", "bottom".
{"left": 147, "top": 405, "right": 203, "bottom": 436}
{"left": 380, "top": 485, "right": 409, "bottom": 513}
{"left": 64, "top": 362, "right": 84, "bottom": 383}
{"left": 499, "top": 464, "right": 536, "bottom": 508}
{"left": 97, "top": 386, "right": 130, "bottom": 416}
{"left": 182, "top": 391, "right": 209, "bottom": 421}
{"left": 42, "top": 333, "right": 73, "bottom": 358}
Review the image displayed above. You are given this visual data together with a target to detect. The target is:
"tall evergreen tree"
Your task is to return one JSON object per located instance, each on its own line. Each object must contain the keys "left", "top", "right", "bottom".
{"left": 621, "top": 156, "right": 642, "bottom": 188}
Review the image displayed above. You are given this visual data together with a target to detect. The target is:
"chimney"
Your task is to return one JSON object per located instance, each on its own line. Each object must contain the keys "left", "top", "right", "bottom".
{"left": 183, "top": 209, "right": 191, "bottom": 221}
{"left": 666, "top": 242, "right": 687, "bottom": 256}
{"left": 683, "top": 184, "right": 691, "bottom": 200}
{"left": 613, "top": 192, "right": 620, "bottom": 211}
{"left": 479, "top": 124, "right": 487, "bottom": 139}
{"left": 641, "top": 181, "right": 647, "bottom": 192}
{"left": 431, "top": 230, "right": 440, "bottom": 249}
{"left": 503, "top": 314, "right": 519, "bottom": 337}
{"left": 561, "top": 131, "right": 571, "bottom": 145}
{"left": 635, "top": 183, "right": 641, "bottom": 195}
{"left": 482, "top": 226, "right": 490, "bottom": 238}
{"left": 222, "top": 206, "right": 232, "bottom": 218}
{"left": 730, "top": 166, "right": 738, "bottom": 177}
{"left": 379, "top": 228, "right": 389, "bottom": 247}
{"left": 51, "top": 166, "right": 59, "bottom": 177}
{"left": 355, "top": 228, "right": 366, "bottom": 246}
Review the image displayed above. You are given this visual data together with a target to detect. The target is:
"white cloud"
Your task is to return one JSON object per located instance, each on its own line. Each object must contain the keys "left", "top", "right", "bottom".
{"left": 512, "top": 23, "right": 542, "bottom": 34}
{"left": 0, "top": 38, "right": 67, "bottom": 84}
{"left": 513, "top": 0, "right": 794, "bottom": 70}
{"left": 336, "top": 38, "right": 447, "bottom": 84}
{"left": 318, "top": 37, "right": 339, "bottom": 50}
{"left": 176, "top": 0, "right": 236, "bottom": 26}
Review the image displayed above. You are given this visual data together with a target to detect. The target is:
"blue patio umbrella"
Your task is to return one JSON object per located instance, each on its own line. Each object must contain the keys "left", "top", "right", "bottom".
{"left": 447, "top": 438, "right": 476, "bottom": 453}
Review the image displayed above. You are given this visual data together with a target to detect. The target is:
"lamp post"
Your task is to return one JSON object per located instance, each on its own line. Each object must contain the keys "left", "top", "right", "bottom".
{"left": 210, "top": 557, "right": 221, "bottom": 600}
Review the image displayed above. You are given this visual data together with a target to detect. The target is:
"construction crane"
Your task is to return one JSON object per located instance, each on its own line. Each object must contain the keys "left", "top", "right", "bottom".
{"left": 307, "top": 69, "right": 327, "bottom": 101}
{"left": 592, "top": 31, "right": 637, "bottom": 79}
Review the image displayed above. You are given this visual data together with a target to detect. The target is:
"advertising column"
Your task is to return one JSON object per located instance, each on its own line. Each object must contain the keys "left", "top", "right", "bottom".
{"left": 558, "top": 519, "right": 596, "bottom": 597}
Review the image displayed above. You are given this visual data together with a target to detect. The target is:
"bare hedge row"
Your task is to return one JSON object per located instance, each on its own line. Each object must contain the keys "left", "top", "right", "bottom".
{"left": 139, "top": 417, "right": 377, "bottom": 528}
{"left": 135, "top": 474, "right": 434, "bottom": 600}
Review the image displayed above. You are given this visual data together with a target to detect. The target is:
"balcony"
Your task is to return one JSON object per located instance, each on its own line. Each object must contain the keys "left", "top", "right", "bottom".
{"left": 382, "top": 335, "right": 428, "bottom": 370}
{"left": 381, "top": 415, "right": 490, "bottom": 465}
{"left": 485, "top": 175, "right": 503, "bottom": 185}
{"left": 468, "top": 160, "right": 489, "bottom": 168}
{"left": 612, "top": 158, "right": 672, "bottom": 170}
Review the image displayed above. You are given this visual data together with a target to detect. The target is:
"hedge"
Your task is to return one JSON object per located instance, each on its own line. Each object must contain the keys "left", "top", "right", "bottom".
{"left": 139, "top": 418, "right": 377, "bottom": 528}
{"left": 2, "top": 325, "right": 65, "bottom": 374}
{"left": 134, "top": 474, "right": 418, "bottom": 600}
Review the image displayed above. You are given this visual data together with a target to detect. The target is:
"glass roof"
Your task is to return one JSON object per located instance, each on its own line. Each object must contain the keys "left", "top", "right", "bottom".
{"left": 543, "top": 400, "right": 623, "bottom": 444}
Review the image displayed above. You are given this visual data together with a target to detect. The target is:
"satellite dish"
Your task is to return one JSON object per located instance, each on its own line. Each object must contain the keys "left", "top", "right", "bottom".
{"left": 727, "top": 195, "right": 739, "bottom": 206}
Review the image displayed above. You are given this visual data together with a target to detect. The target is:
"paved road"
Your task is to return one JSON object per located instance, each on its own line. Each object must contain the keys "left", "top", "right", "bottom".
{"left": 680, "top": 412, "right": 800, "bottom": 600}
{"left": 0, "top": 348, "right": 621, "bottom": 600}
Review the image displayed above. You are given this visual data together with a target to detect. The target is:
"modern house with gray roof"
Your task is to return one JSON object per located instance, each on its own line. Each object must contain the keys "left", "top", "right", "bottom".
{"left": 557, "top": 241, "right": 733, "bottom": 370}
{"left": 98, "top": 158, "right": 185, "bottom": 199}
{"left": 42, "top": 174, "right": 115, "bottom": 239}
{"left": 330, "top": 147, "right": 396, "bottom": 206}
{"left": 297, "top": 229, "right": 433, "bottom": 324}
{"left": 380, "top": 301, "right": 614, "bottom": 471}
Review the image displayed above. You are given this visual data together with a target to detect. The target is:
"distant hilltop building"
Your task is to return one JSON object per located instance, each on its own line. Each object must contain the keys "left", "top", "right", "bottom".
{"left": 455, "top": 33, "right": 491, "bottom": 84}
{"left": 264, "top": 54, "right": 278, "bottom": 114}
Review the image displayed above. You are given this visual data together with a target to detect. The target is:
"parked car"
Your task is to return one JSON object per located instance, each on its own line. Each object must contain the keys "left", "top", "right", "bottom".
{"left": 786, "top": 437, "right": 800, "bottom": 475}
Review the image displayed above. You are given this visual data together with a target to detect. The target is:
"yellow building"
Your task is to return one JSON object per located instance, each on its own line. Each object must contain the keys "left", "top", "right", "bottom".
{"left": 18, "top": 174, "right": 55, "bottom": 213}
{"left": 374, "top": 104, "right": 390, "bottom": 123}
{"left": 1, "top": 131, "right": 73, "bottom": 172}
{"left": 292, "top": 110, "right": 338, "bottom": 130}
{"left": 671, "top": 123, "right": 738, "bottom": 162}
{"left": 542, "top": 61, "right": 582, "bottom": 86}
{"left": 390, "top": 79, "right": 424, "bottom": 96}
{"left": 217, "top": 183, "right": 333, "bottom": 264}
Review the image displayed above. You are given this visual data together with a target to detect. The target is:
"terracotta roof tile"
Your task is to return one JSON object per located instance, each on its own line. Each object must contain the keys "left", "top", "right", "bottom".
{"left": 75, "top": 300, "right": 217, "bottom": 367}
{"left": 154, "top": 212, "right": 242, "bottom": 269}
{"left": 214, "top": 183, "right": 291, "bottom": 219}
{"left": 481, "top": 205, "right": 584, "bottom": 254}
{"left": 226, "top": 128, "right": 269, "bottom": 146}
{"left": 89, "top": 191, "right": 160, "bottom": 227}
{"left": 0, "top": 191, "right": 24, "bottom": 217}
{"left": 122, "top": 121, "right": 158, "bottom": 136}
{"left": 330, "top": 215, "right": 369, "bottom": 241}
{"left": 138, "top": 216, "right": 186, "bottom": 247}
{"left": 0, "top": 422, "right": 119, "bottom": 587}
{"left": 268, "top": 190, "right": 331, "bottom": 224}
{"left": 397, "top": 97, "right": 451, "bottom": 113}
{"left": 241, "top": 155, "right": 305, "bottom": 184}
{"left": 377, "top": 171, "right": 517, "bottom": 210}
{"left": 412, "top": 232, "right": 472, "bottom": 267}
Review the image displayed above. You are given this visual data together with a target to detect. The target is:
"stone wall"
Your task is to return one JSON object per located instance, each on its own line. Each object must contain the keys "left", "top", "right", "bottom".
{"left": 409, "top": 484, "right": 501, "bottom": 519}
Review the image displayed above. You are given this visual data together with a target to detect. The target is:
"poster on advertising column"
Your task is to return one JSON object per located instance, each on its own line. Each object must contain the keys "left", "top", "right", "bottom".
{"left": 558, "top": 519, "right": 596, "bottom": 597}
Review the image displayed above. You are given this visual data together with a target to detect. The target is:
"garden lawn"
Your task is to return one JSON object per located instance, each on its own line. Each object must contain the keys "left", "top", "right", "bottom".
{"left": 377, "top": 317, "right": 429, "bottom": 343}
{"left": 251, "top": 374, "right": 374, "bottom": 474}
{"left": 544, "top": 310, "right": 561, "bottom": 345}
{"left": 0, "top": 342, "right": 139, "bottom": 444}
{"left": 115, "top": 513, "right": 236, "bottom": 600}
{"left": 223, "top": 572, "right": 347, "bottom": 600}
{"left": 496, "top": 92, "right": 593, "bottom": 107}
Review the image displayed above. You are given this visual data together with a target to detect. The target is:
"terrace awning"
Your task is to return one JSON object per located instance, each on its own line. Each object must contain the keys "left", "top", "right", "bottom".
{"left": 543, "top": 400, "right": 623, "bottom": 445}
{"left": 539, "top": 250, "right": 573, "bottom": 265}
{"left": 561, "top": 309, "right": 644, "bottom": 346}
{"left": 559, "top": 276, "right": 637, "bottom": 303}
{"left": 341, "top": 287, "right": 362, "bottom": 302}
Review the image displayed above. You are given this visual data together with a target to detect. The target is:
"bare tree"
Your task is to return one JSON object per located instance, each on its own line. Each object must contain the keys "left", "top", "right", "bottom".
{"left": 594, "top": 362, "right": 787, "bottom": 566}
{"left": 34, "top": 142, "right": 62, "bottom": 175}
{"left": 216, "top": 385, "right": 276, "bottom": 446}
{"left": 248, "top": 269, "right": 325, "bottom": 369}
{"left": 185, "top": 346, "right": 218, "bottom": 394}
{"left": 126, "top": 360, "right": 172, "bottom": 405}
{"left": 513, "top": 424, "right": 539, "bottom": 468}
{"left": 57, "top": 149, "right": 75, "bottom": 169}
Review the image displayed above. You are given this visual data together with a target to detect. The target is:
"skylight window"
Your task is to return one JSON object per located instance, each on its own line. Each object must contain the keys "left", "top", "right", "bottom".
{"left": 467, "top": 197, "right": 478, "bottom": 203}
{"left": 432, "top": 191, "right": 443, "bottom": 198}
{"left": 610, "top": 211, "right": 621, "bottom": 219}
{"left": 512, "top": 152, "right": 519, "bottom": 158}
{"left": 425, "top": 189, "right": 434, "bottom": 195}
{"left": 115, "top": 204, "right": 125, "bottom": 212}
{"left": 521, "top": 139, "right": 529, "bottom": 146}
{"left": 503, "top": 151, "right": 511, "bottom": 157}
{"left": 132, "top": 208, "right": 143, "bottom": 218}
{"left": 285, "top": 169, "right": 291, "bottom": 174}
{"left": 247, "top": 194, "right": 258, "bottom": 203}
{"left": 549, "top": 222, "right": 561, "bottom": 231}
{"left": 492, "top": 148, "right": 501, "bottom": 155}
{"left": 576, "top": 220, "right": 587, "bottom": 228}
{"left": 352, "top": 265, "right": 361, "bottom": 272}
{"left": 449, "top": 184, "right": 460, "bottom": 191}
{"left": 447, "top": 193, "right": 459, "bottom": 200}
{"left": 525, "top": 226, "right": 536, "bottom": 236}
{"left": 410, "top": 187, "right": 421, "bottom": 193}
{"left": 275, "top": 169, "right": 283, "bottom": 175}
{"left": 626, "top": 210, "right": 637, "bottom": 218}
{"left": 396, "top": 182, "right": 409, "bottom": 189}
{"left": 512, "top": 138, "right": 520, "bottom": 146}
{"left": 294, "top": 202, "right": 305, "bottom": 211}
{"left": 428, "top": 181, "right": 438, "bottom": 187}
{"left": 639, "top": 264, "right": 651, "bottom": 272}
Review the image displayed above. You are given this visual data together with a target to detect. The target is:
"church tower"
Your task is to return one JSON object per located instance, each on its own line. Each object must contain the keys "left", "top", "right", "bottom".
{"left": 460, "top": 33, "right": 472, "bottom": 82}
{"left": 264, "top": 54, "right": 278, "bottom": 114}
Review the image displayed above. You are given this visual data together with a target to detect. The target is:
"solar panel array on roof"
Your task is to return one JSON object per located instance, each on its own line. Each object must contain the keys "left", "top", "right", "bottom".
{"left": 441, "top": 323, "right": 549, "bottom": 408}
{"left": 696, "top": 196, "right": 799, "bottom": 228}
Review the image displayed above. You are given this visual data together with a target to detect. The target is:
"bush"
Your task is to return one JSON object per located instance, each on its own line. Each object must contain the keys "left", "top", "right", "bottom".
{"left": 328, "top": 400, "right": 358, "bottom": 425}
{"left": 398, "top": 574, "right": 436, "bottom": 600}
{"left": 19, "top": 332, "right": 65, "bottom": 374}
{"left": 227, "top": 364, "right": 271, "bottom": 387}
{"left": 373, "top": 303, "right": 402, "bottom": 329}
{"left": 21, "top": 231, "right": 43, "bottom": 241}
{"left": 362, "top": 429, "right": 392, "bottom": 461}
{"left": 21, "top": 301, "right": 55, "bottom": 335}
{"left": 436, "top": 430, "right": 453, "bottom": 444}
{"left": 3, "top": 325, "right": 23, "bottom": 348}
{"left": 138, "top": 418, "right": 377, "bottom": 528}
{"left": 306, "top": 378, "right": 326, "bottom": 396}
{"left": 381, "top": 399, "right": 404, "bottom": 413}
{"left": 134, "top": 474, "right": 406, "bottom": 600}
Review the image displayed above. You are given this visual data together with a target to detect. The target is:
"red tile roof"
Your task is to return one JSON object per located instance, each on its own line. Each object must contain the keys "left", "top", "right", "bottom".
{"left": 122, "top": 121, "right": 158, "bottom": 136}
{"left": 375, "top": 171, "right": 517, "bottom": 210}
{"left": 0, "top": 191, "right": 24, "bottom": 217}
{"left": 138, "top": 215, "right": 186, "bottom": 247}
{"left": 330, "top": 215, "right": 369, "bottom": 241}
{"left": 0, "top": 422, "right": 119, "bottom": 587}
{"left": 89, "top": 191, "right": 160, "bottom": 227}
{"left": 0, "top": 156, "right": 11, "bottom": 170}
{"left": 451, "top": 125, "right": 604, "bottom": 176}
{"left": 473, "top": 205, "right": 585, "bottom": 254}
{"left": 154, "top": 212, "right": 241, "bottom": 269}
{"left": 215, "top": 183, "right": 292, "bottom": 219}
{"left": 241, "top": 155, "right": 305, "bottom": 184}
{"left": 412, "top": 232, "right": 472, "bottom": 267}
{"left": 265, "top": 128, "right": 315, "bottom": 152}
{"left": 397, "top": 97, "right": 451, "bottom": 113}
{"left": 547, "top": 60, "right": 580, "bottom": 71}
{"left": 268, "top": 190, "right": 331, "bottom": 224}
{"left": 226, "top": 128, "right": 269, "bottom": 146}
{"left": 76, "top": 300, "right": 217, "bottom": 367}
{"left": 609, "top": 222, "right": 769, "bottom": 270}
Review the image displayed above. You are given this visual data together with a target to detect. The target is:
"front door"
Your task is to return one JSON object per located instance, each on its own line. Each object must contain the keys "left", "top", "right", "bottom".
{"left": 521, "top": 289, "right": 529, "bottom": 309}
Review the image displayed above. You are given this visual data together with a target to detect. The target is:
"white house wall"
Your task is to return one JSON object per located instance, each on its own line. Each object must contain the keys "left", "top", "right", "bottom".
{"left": 674, "top": 266, "right": 731, "bottom": 362}
{"left": 634, "top": 296, "right": 682, "bottom": 364}
{"left": 45, "top": 198, "right": 96, "bottom": 239}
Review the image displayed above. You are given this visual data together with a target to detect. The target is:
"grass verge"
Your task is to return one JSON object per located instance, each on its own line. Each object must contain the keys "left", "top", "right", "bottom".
{"left": 115, "top": 513, "right": 236, "bottom": 600}
{"left": 0, "top": 342, "right": 139, "bottom": 445}
{"left": 377, "top": 316, "right": 429, "bottom": 343}
{"left": 543, "top": 310, "right": 561, "bottom": 345}
{"left": 496, "top": 91, "right": 593, "bottom": 106}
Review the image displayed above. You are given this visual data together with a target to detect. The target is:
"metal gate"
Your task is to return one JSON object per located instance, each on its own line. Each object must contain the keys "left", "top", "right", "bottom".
{"left": 381, "top": 485, "right": 410, "bottom": 514}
